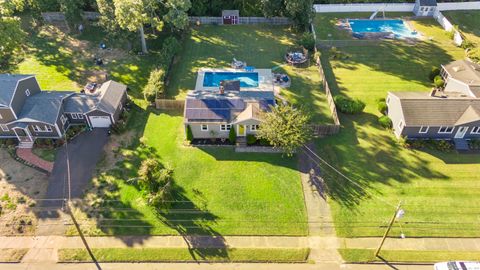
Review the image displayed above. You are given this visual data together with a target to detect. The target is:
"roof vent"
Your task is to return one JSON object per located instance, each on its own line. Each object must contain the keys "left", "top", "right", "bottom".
{"left": 453, "top": 66, "right": 464, "bottom": 72}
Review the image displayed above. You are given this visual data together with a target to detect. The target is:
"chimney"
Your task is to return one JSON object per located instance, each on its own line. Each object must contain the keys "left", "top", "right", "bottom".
{"left": 219, "top": 85, "right": 225, "bottom": 95}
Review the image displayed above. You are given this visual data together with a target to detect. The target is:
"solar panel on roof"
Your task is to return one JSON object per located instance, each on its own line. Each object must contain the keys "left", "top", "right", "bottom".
{"left": 186, "top": 99, "right": 245, "bottom": 110}
{"left": 185, "top": 109, "right": 230, "bottom": 121}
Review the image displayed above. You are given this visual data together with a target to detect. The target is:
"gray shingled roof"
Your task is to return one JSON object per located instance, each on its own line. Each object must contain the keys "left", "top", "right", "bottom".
{"left": 95, "top": 81, "right": 127, "bottom": 114}
{"left": 443, "top": 60, "right": 480, "bottom": 85}
{"left": 17, "top": 91, "right": 73, "bottom": 124}
{"left": 390, "top": 91, "right": 480, "bottom": 126}
{"left": 64, "top": 94, "right": 100, "bottom": 113}
{"left": 418, "top": 0, "right": 437, "bottom": 6}
{"left": 0, "top": 75, "right": 33, "bottom": 106}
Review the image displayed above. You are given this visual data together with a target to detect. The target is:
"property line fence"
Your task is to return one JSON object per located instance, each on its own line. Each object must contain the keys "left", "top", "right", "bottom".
{"left": 41, "top": 12, "right": 100, "bottom": 22}
{"left": 317, "top": 39, "right": 383, "bottom": 48}
{"left": 189, "top": 16, "right": 290, "bottom": 25}
{"left": 313, "top": 1, "right": 480, "bottom": 13}
{"left": 155, "top": 99, "right": 185, "bottom": 110}
{"left": 433, "top": 10, "right": 463, "bottom": 46}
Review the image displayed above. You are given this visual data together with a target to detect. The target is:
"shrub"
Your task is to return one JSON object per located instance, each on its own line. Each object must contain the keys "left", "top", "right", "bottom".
{"left": 405, "top": 139, "right": 427, "bottom": 149}
{"left": 334, "top": 95, "right": 365, "bottom": 114}
{"left": 144, "top": 68, "right": 165, "bottom": 102}
{"left": 429, "top": 67, "right": 440, "bottom": 82}
{"left": 186, "top": 125, "right": 193, "bottom": 142}
{"left": 229, "top": 126, "right": 236, "bottom": 144}
{"left": 434, "top": 75, "right": 445, "bottom": 88}
{"left": 469, "top": 139, "right": 480, "bottom": 150}
{"left": 246, "top": 134, "right": 257, "bottom": 145}
{"left": 298, "top": 32, "right": 315, "bottom": 51}
{"left": 259, "top": 138, "right": 271, "bottom": 146}
{"left": 377, "top": 101, "right": 387, "bottom": 115}
{"left": 378, "top": 116, "right": 392, "bottom": 129}
{"left": 160, "top": 36, "right": 181, "bottom": 65}
{"left": 433, "top": 140, "right": 454, "bottom": 152}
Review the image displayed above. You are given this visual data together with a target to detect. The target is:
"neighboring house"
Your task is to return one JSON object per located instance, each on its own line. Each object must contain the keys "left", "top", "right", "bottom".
{"left": 184, "top": 68, "right": 275, "bottom": 140}
{"left": 413, "top": 0, "right": 437, "bottom": 17}
{"left": 387, "top": 60, "right": 480, "bottom": 143}
{"left": 0, "top": 74, "right": 127, "bottom": 147}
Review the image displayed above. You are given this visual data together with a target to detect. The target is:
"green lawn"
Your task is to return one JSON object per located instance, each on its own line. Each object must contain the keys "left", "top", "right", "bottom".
{"left": 0, "top": 249, "right": 28, "bottom": 263}
{"left": 31, "top": 147, "right": 57, "bottom": 162}
{"left": 315, "top": 18, "right": 480, "bottom": 237}
{"left": 168, "top": 25, "right": 333, "bottom": 123}
{"left": 313, "top": 12, "right": 414, "bottom": 40}
{"left": 58, "top": 248, "right": 310, "bottom": 263}
{"left": 443, "top": 10, "right": 480, "bottom": 62}
{"left": 340, "top": 249, "right": 480, "bottom": 263}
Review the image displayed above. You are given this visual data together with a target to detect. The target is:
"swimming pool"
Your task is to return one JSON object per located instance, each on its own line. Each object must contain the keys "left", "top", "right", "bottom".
{"left": 203, "top": 72, "right": 259, "bottom": 88}
{"left": 349, "top": 19, "right": 417, "bottom": 38}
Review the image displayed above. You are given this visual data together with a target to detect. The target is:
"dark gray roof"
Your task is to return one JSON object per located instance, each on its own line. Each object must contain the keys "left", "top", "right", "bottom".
{"left": 64, "top": 94, "right": 100, "bottom": 113}
{"left": 418, "top": 0, "right": 437, "bottom": 6}
{"left": 390, "top": 91, "right": 480, "bottom": 126}
{"left": 95, "top": 81, "right": 127, "bottom": 114}
{"left": 17, "top": 91, "right": 73, "bottom": 124}
{"left": 443, "top": 60, "right": 480, "bottom": 86}
{"left": 185, "top": 98, "right": 245, "bottom": 121}
{"left": 0, "top": 75, "right": 33, "bottom": 106}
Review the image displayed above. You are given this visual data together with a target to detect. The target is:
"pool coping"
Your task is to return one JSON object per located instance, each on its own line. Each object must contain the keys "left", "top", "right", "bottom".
{"left": 195, "top": 68, "right": 274, "bottom": 92}
{"left": 336, "top": 17, "right": 423, "bottom": 40}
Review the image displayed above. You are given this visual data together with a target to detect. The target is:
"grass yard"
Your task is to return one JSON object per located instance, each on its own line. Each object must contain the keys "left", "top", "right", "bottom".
{"left": 315, "top": 18, "right": 480, "bottom": 237}
{"left": 313, "top": 12, "right": 415, "bottom": 40}
{"left": 58, "top": 248, "right": 310, "bottom": 263}
{"left": 0, "top": 249, "right": 29, "bottom": 262}
{"left": 31, "top": 147, "right": 57, "bottom": 162}
{"left": 168, "top": 25, "right": 333, "bottom": 123}
{"left": 72, "top": 110, "right": 308, "bottom": 236}
{"left": 443, "top": 10, "right": 480, "bottom": 62}
{"left": 339, "top": 249, "right": 480, "bottom": 263}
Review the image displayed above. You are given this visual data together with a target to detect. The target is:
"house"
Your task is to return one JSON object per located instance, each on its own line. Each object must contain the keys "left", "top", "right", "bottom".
{"left": 184, "top": 68, "right": 275, "bottom": 140}
{"left": 386, "top": 60, "right": 480, "bottom": 142}
{"left": 440, "top": 60, "right": 480, "bottom": 98}
{"left": 0, "top": 74, "right": 127, "bottom": 147}
{"left": 413, "top": 0, "right": 437, "bottom": 17}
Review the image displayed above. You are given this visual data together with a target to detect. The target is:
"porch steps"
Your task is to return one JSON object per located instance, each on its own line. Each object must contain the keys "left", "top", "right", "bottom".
{"left": 236, "top": 137, "right": 247, "bottom": 147}
{"left": 18, "top": 141, "right": 34, "bottom": 149}
{"left": 454, "top": 139, "right": 469, "bottom": 151}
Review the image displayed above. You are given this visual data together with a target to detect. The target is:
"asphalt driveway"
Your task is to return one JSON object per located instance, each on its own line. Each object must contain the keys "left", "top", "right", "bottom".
{"left": 42, "top": 128, "right": 109, "bottom": 207}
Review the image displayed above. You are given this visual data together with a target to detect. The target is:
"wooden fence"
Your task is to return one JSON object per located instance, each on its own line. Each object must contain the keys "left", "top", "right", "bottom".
{"left": 189, "top": 16, "right": 290, "bottom": 25}
{"left": 155, "top": 99, "right": 185, "bottom": 110}
{"left": 41, "top": 11, "right": 100, "bottom": 22}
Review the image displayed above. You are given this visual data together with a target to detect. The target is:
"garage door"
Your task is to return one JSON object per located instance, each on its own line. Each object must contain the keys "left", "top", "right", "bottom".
{"left": 89, "top": 116, "right": 111, "bottom": 128}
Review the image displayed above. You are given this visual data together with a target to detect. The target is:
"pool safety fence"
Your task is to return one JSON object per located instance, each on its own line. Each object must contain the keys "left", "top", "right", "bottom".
{"left": 189, "top": 17, "right": 291, "bottom": 25}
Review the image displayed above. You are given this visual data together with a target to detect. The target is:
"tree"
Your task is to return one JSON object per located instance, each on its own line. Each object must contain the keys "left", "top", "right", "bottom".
{"left": 257, "top": 104, "right": 313, "bottom": 156}
{"left": 285, "top": 0, "right": 315, "bottom": 31}
{"left": 186, "top": 124, "right": 193, "bottom": 142}
{"left": 162, "top": 0, "right": 191, "bottom": 31}
{"left": 138, "top": 158, "right": 174, "bottom": 208}
{"left": 0, "top": 0, "right": 26, "bottom": 66}
{"left": 229, "top": 126, "right": 236, "bottom": 144}
{"left": 59, "top": 0, "right": 83, "bottom": 25}
{"left": 143, "top": 67, "right": 165, "bottom": 101}
{"left": 96, "top": 0, "right": 135, "bottom": 43}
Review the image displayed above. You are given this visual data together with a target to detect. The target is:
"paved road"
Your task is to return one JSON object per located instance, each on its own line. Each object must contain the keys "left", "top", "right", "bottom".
{"left": 42, "top": 129, "right": 109, "bottom": 207}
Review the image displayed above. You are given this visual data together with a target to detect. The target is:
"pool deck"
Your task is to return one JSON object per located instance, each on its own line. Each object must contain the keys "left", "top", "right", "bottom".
{"left": 195, "top": 68, "right": 274, "bottom": 92}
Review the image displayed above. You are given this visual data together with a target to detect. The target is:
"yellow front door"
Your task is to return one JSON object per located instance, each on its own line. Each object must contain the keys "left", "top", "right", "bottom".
{"left": 238, "top": 125, "right": 245, "bottom": 136}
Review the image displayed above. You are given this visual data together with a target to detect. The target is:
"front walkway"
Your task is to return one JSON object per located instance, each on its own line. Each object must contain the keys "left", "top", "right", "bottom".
{"left": 16, "top": 148, "right": 54, "bottom": 173}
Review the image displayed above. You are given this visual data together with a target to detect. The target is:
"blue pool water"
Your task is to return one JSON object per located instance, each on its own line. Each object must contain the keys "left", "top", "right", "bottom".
{"left": 203, "top": 72, "right": 259, "bottom": 88}
{"left": 349, "top": 19, "right": 417, "bottom": 38}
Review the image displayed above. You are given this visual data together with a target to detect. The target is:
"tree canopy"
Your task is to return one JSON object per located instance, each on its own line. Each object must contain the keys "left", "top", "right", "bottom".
{"left": 0, "top": 0, "right": 26, "bottom": 67}
{"left": 257, "top": 104, "right": 313, "bottom": 156}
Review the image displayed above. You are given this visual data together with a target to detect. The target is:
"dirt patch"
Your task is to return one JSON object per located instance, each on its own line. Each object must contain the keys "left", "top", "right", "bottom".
{"left": 0, "top": 149, "right": 49, "bottom": 235}
{"left": 101, "top": 131, "right": 137, "bottom": 171}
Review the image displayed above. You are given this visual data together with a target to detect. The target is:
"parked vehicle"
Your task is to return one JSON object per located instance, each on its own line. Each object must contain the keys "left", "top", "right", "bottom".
{"left": 434, "top": 261, "right": 480, "bottom": 270}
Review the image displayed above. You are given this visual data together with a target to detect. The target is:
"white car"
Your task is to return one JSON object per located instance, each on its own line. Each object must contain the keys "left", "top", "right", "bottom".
{"left": 434, "top": 261, "right": 480, "bottom": 270}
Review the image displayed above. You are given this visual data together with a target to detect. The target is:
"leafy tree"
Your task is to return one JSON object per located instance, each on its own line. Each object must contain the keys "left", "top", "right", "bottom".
{"left": 0, "top": 1, "right": 26, "bottom": 66}
{"left": 96, "top": 0, "right": 135, "bottom": 43}
{"left": 257, "top": 104, "right": 313, "bottom": 156}
{"left": 162, "top": 0, "right": 191, "bottom": 31}
{"left": 138, "top": 158, "right": 174, "bottom": 208}
{"left": 143, "top": 67, "right": 165, "bottom": 101}
{"left": 285, "top": 0, "right": 315, "bottom": 31}
{"left": 261, "top": 0, "right": 285, "bottom": 17}
{"left": 434, "top": 75, "right": 445, "bottom": 88}
{"left": 59, "top": 0, "right": 83, "bottom": 25}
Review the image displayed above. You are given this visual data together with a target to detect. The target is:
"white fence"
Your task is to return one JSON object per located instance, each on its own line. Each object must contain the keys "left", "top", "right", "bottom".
{"left": 438, "top": 1, "right": 480, "bottom": 11}
{"left": 313, "top": 3, "right": 414, "bottom": 13}
{"left": 433, "top": 10, "right": 463, "bottom": 46}
{"left": 189, "top": 17, "right": 290, "bottom": 25}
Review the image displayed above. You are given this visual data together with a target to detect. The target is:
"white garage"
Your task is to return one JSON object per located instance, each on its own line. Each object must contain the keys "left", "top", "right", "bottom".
{"left": 89, "top": 115, "right": 112, "bottom": 128}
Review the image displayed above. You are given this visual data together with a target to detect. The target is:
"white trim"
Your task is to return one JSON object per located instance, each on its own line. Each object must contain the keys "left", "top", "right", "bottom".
{"left": 0, "top": 124, "right": 9, "bottom": 132}
{"left": 77, "top": 113, "right": 84, "bottom": 119}
{"left": 419, "top": 126, "right": 429, "bottom": 134}
{"left": 471, "top": 126, "right": 480, "bottom": 134}
{"left": 438, "top": 126, "right": 454, "bottom": 134}
{"left": 25, "top": 89, "right": 30, "bottom": 96}
{"left": 71, "top": 113, "right": 78, "bottom": 119}
{"left": 220, "top": 124, "right": 231, "bottom": 131}
{"left": 250, "top": 124, "right": 259, "bottom": 131}
{"left": 201, "top": 124, "right": 208, "bottom": 131}
{"left": 398, "top": 120, "right": 404, "bottom": 131}
{"left": 60, "top": 115, "right": 67, "bottom": 125}
{"left": 12, "top": 127, "right": 33, "bottom": 142}
{"left": 0, "top": 113, "right": 2, "bottom": 120}
{"left": 455, "top": 126, "right": 468, "bottom": 139}
{"left": 54, "top": 123, "right": 62, "bottom": 137}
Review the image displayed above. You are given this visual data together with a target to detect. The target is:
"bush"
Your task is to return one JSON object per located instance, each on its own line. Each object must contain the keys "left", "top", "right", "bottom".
{"left": 143, "top": 68, "right": 165, "bottom": 102}
{"left": 334, "top": 95, "right": 365, "bottom": 114}
{"left": 160, "top": 36, "right": 181, "bottom": 66}
{"left": 429, "top": 67, "right": 440, "bottom": 82}
{"left": 186, "top": 125, "right": 193, "bottom": 142}
{"left": 229, "top": 127, "right": 236, "bottom": 144}
{"left": 434, "top": 75, "right": 445, "bottom": 88}
{"left": 378, "top": 116, "right": 392, "bottom": 129}
{"left": 469, "top": 139, "right": 480, "bottom": 150}
{"left": 246, "top": 134, "right": 257, "bottom": 145}
{"left": 433, "top": 140, "right": 454, "bottom": 152}
{"left": 377, "top": 101, "right": 387, "bottom": 115}
{"left": 405, "top": 139, "right": 427, "bottom": 149}
{"left": 259, "top": 138, "right": 271, "bottom": 146}
{"left": 298, "top": 32, "right": 315, "bottom": 51}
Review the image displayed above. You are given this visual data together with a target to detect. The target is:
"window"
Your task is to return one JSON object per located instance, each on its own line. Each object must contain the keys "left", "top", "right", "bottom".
{"left": 45, "top": 126, "right": 52, "bottom": 132}
{"left": 33, "top": 125, "right": 41, "bottom": 132}
{"left": 201, "top": 124, "right": 208, "bottom": 131}
{"left": 0, "top": 124, "right": 8, "bottom": 132}
{"left": 61, "top": 115, "right": 67, "bottom": 125}
{"left": 398, "top": 121, "right": 404, "bottom": 130}
{"left": 419, "top": 126, "right": 429, "bottom": 134}
{"left": 220, "top": 124, "right": 231, "bottom": 131}
{"left": 77, "top": 113, "right": 84, "bottom": 119}
{"left": 438, "top": 126, "right": 454, "bottom": 134}
{"left": 386, "top": 97, "right": 390, "bottom": 104}
{"left": 33, "top": 125, "right": 52, "bottom": 132}
{"left": 0, "top": 113, "right": 3, "bottom": 119}
{"left": 250, "top": 124, "right": 260, "bottom": 131}
{"left": 71, "top": 113, "right": 78, "bottom": 119}
{"left": 25, "top": 89, "right": 30, "bottom": 96}
{"left": 471, "top": 127, "right": 480, "bottom": 134}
